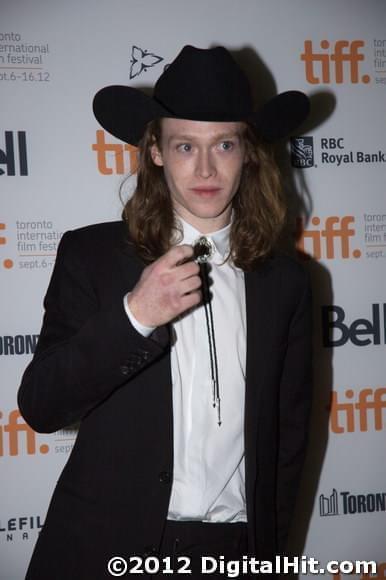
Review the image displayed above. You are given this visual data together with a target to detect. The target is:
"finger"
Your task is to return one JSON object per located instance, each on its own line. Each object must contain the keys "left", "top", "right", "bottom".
{"left": 179, "top": 289, "right": 202, "bottom": 312}
{"left": 176, "top": 259, "right": 200, "bottom": 280}
{"left": 180, "top": 274, "right": 202, "bottom": 295}
{"left": 162, "top": 244, "right": 194, "bottom": 268}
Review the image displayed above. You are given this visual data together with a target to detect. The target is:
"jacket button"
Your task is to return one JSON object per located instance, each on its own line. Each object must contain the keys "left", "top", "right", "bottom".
{"left": 143, "top": 545, "right": 158, "bottom": 557}
{"left": 120, "top": 365, "right": 129, "bottom": 375}
{"left": 159, "top": 471, "right": 171, "bottom": 484}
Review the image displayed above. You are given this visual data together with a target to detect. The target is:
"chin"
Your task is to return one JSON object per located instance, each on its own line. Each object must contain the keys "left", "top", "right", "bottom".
{"left": 195, "top": 201, "right": 229, "bottom": 216}
{"left": 195, "top": 210, "right": 226, "bottom": 221}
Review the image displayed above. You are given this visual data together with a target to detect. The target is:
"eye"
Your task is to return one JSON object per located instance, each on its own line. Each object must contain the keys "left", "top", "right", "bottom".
{"left": 176, "top": 143, "right": 192, "bottom": 153}
{"left": 219, "top": 140, "right": 234, "bottom": 151}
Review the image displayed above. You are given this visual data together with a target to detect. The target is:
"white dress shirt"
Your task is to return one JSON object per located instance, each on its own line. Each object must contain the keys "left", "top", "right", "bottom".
{"left": 125, "top": 218, "right": 247, "bottom": 523}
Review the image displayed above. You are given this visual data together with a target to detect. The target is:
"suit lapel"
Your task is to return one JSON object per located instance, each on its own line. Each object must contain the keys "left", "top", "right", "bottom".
{"left": 244, "top": 261, "right": 278, "bottom": 532}
{"left": 244, "top": 261, "right": 278, "bottom": 433}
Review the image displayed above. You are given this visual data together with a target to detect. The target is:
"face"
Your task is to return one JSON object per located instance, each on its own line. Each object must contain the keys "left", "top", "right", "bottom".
{"left": 150, "top": 118, "right": 246, "bottom": 233}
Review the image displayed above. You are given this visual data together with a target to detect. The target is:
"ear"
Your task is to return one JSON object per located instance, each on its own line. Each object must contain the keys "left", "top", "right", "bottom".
{"left": 150, "top": 142, "right": 164, "bottom": 166}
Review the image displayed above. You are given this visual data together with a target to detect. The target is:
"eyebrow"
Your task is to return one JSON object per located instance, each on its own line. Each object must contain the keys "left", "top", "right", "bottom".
{"left": 167, "top": 131, "right": 242, "bottom": 144}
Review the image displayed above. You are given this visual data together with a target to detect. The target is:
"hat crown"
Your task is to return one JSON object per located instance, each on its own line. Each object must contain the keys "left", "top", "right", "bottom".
{"left": 93, "top": 45, "right": 310, "bottom": 145}
{"left": 153, "top": 45, "right": 252, "bottom": 121}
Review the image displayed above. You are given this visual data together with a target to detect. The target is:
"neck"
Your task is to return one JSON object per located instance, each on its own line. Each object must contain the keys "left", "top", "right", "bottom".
{"left": 174, "top": 211, "right": 232, "bottom": 235}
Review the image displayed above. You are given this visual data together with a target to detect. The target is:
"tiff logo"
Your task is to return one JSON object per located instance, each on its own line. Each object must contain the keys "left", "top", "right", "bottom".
{"left": 330, "top": 388, "right": 386, "bottom": 433}
{"left": 92, "top": 130, "right": 138, "bottom": 175}
{"left": 297, "top": 216, "right": 361, "bottom": 260}
{"left": 301, "top": 40, "right": 370, "bottom": 84}
{"left": 319, "top": 488, "right": 339, "bottom": 516}
{"left": 0, "top": 131, "right": 28, "bottom": 176}
{"left": 0, "top": 410, "right": 49, "bottom": 456}
{"left": 291, "top": 137, "right": 314, "bottom": 168}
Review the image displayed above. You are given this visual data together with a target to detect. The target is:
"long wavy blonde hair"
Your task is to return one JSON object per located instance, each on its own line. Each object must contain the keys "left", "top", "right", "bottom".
{"left": 122, "top": 119, "right": 285, "bottom": 271}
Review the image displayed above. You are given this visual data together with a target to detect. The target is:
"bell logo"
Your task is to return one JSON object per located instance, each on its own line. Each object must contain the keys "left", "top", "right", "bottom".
{"left": 0, "top": 131, "right": 28, "bottom": 176}
{"left": 322, "top": 304, "right": 386, "bottom": 347}
{"left": 330, "top": 388, "right": 386, "bottom": 433}
{"left": 297, "top": 216, "right": 361, "bottom": 260}
{"left": 0, "top": 410, "right": 49, "bottom": 456}
{"left": 92, "top": 130, "right": 138, "bottom": 175}
{"left": 301, "top": 40, "right": 370, "bottom": 84}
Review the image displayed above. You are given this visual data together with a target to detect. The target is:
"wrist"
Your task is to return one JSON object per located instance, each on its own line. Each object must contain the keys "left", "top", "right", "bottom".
{"left": 124, "top": 293, "right": 156, "bottom": 336}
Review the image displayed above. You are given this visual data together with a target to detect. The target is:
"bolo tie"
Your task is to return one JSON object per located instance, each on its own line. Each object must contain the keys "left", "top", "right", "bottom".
{"left": 193, "top": 236, "right": 221, "bottom": 426}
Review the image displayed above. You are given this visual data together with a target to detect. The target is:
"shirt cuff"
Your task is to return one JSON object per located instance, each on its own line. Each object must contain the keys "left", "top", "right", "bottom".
{"left": 123, "top": 293, "right": 156, "bottom": 338}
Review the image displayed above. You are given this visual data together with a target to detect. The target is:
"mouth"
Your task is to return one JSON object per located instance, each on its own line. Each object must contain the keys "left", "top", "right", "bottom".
{"left": 190, "top": 187, "right": 222, "bottom": 196}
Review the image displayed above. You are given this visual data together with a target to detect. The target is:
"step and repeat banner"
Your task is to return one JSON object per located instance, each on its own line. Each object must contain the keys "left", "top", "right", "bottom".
{"left": 1, "top": 0, "right": 385, "bottom": 578}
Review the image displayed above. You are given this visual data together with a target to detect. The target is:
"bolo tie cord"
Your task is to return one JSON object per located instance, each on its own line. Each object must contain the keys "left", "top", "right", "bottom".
{"left": 192, "top": 236, "right": 222, "bottom": 426}
{"left": 198, "top": 259, "right": 221, "bottom": 427}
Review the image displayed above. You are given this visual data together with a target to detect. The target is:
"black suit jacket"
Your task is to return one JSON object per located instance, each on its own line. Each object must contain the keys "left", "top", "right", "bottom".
{"left": 18, "top": 220, "right": 312, "bottom": 579}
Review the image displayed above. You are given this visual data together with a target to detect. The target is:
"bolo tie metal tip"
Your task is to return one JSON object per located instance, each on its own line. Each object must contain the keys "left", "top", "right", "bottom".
{"left": 216, "top": 397, "right": 221, "bottom": 427}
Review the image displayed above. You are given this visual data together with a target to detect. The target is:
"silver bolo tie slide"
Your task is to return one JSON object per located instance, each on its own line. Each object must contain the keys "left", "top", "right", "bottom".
{"left": 192, "top": 236, "right": 221, "bottom": 426}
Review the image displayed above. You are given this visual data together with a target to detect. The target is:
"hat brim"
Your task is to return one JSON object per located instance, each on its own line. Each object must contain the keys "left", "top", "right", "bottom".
{"left": 93, "top": 85, "right": 309, "bottom": 145}
{"left": 251, "top": 90, "right": 310, "bottom": 142}
{"left": 93, "top": 86, "right": 168, "bottom": 145}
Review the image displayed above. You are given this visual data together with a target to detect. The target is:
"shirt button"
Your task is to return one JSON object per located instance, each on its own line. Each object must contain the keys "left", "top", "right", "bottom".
{"left": 143, "top": 546, "right": 158, "bottom": 557}
{"left": 158, "top": 471, "right": 171, "bottom": 484}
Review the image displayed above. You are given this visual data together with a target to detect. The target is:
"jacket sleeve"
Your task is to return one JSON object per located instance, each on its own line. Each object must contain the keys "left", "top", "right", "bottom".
{"left": 276, "top": 268, "right": 313, "bottom": 554}
{"left": 17, "top": 230, "right": 169, "bottom": 434}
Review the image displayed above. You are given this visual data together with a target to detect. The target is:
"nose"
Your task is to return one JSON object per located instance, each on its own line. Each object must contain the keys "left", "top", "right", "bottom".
{"left": 195, "top": 148, "right": 216, "bottom": 179}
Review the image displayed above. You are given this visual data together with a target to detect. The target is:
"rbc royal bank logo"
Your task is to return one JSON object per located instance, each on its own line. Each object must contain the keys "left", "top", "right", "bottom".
{"left": 291, "top": 137, "right": 314, "bottom": 168}
{"left": 291, "top": 136, "right": 386, "bottom": 169}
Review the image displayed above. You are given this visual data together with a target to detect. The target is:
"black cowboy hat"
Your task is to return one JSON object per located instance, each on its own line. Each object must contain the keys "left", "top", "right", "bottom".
{"left": 93, "top": 45, "right": 310, "bottom": 145}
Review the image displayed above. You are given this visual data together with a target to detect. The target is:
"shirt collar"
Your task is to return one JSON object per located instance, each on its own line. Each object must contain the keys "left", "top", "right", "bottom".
{"left": 175, "top": 216, "right": 231, "bottom": 260}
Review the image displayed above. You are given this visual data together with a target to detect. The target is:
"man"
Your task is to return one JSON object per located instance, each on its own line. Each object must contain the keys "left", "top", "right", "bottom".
{"left": 18, "top": 45, "right": 312, "bottom": 578}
